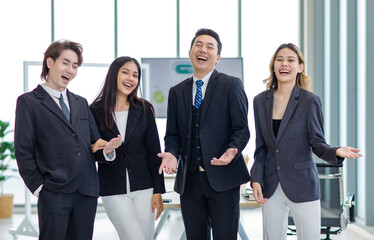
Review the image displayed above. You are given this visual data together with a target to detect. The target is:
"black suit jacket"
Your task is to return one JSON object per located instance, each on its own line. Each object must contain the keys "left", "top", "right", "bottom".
{"left": 14, "top": 85, "right": 100, "bottom": 197}
{"left": 165, "top": 70, "right": 250, "bottom": 195}
{"left": 90, "top": 101, "right": 165, "bottom": 196}
{"left": 250, "top": 86, "right": 343, "bottom": 203}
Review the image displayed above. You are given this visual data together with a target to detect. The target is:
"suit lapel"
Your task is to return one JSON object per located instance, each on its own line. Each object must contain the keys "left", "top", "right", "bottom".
{"left": 265, "top": 89, "right": 276, "bottom": 143}
{"left": 123, "top": 104, "right": 141, "bottom": 147}
{"left": 35, "top": 85, "right": 73, "bottom": 130}
{"left": 67, "top": 90, "right": 80, "bottom": 127}
{"left": 276, "top": 86, "right": 300, "bottom": 144}
{"left": 200, "top": 70, "right": 218, "bottom": 123}
{"left": 183, "top": 78, "right": 193, "bottom": 120}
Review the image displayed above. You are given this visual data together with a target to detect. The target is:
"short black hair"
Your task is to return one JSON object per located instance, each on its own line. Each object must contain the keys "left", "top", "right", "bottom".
{"left": 190, "top": 28, "right": 222, "bottom": 55}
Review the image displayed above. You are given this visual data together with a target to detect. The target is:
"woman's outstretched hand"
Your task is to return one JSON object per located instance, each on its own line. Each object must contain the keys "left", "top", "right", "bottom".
{"left": 336, "top": 146, "right": 362, "bottom": 159}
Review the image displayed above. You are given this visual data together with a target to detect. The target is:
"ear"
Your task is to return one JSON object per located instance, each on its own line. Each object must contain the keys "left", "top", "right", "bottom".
{"left": 46, "top": 57, "right": 54, "bottom": 69}
{"left": 298, "top": 63, "right": 304, "bottom": 73}
{"left": 215, "top": 55, "right": 221, "bottom": 65}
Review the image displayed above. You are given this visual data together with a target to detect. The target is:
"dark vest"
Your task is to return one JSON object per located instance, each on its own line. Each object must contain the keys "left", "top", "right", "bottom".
{"left": 188, "top": 102, "right": 205, "bottom": 172}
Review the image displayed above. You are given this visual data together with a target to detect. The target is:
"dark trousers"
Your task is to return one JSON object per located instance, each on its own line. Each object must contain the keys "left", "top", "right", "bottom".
{"left": 37, "top": 188, "right": 97, "bottom": 240}
{"left": 180, "top": 171, "right": 240, "bottom": 240}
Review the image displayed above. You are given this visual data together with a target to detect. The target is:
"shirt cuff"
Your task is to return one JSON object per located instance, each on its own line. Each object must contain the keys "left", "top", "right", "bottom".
{"left": 103, "top": 148, "right": 116, "bottom": 161}
{"left": 34, "top": 185, "right": 43, "bottom": 198}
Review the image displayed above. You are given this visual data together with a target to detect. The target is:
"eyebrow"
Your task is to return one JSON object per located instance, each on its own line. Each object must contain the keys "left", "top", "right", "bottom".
{"left": 122, "top": 67, "right": 138, "bottom": 74}
{"left": 62, "top": 58, "right": 79, "bottom": 66}
{"left": 275, "top": 55, "right": 297, "bottom": 59}
{"left": 195, "top": 40, "right": 216, "bottom": 47}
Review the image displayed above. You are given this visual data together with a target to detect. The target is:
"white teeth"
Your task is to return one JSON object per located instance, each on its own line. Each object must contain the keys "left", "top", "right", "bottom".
{"left": 197, "top": 56, "right": 207, "bottom": 61}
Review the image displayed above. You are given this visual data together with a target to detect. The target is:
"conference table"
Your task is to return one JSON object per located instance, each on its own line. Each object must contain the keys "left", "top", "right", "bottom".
{"left": 155, "top": 177, "right": 260, "bottom": 240}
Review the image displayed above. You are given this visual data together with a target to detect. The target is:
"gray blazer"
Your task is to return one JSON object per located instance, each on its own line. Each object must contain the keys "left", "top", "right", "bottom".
{"left": 250, "top": 86, "right": 343, "bottom": 203}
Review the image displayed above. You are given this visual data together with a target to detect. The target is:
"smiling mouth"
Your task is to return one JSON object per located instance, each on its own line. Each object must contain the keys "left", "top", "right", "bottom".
{"left": 197, "top": 56, "right": 207, "bottom": 62}
{"left": 123, "top": 82, "right": 132, "bottom": 88}
{"left": 62, "top": 75, "right": 70, "bottom": 81}
{"left": 279, "top": 70, "right": 290, "bottom": 74}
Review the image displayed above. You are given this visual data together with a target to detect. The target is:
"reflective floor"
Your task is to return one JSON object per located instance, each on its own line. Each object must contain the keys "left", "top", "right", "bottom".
{"left": 1, "top": 207, "right": 374, "bottom": 240}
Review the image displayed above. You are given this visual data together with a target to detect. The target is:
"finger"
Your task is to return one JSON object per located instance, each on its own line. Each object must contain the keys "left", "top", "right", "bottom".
{"left": 155, "top": 205, "right": 162, "bottom": 220}
{"left": 152, "top": 202, "right": 155, "bottom": 213}
{"left": 351, "top": 148, "right": 361, "bottom": 153}
{"left": 156, "top": 205, "right": 163, "bottom": 220}
{"left": 253, "top": 189, "right": 260, "bottom": 202}
{"left": 212, "top": 159, "right": 227, "bottom": 166}
{"left": 255, "top": 191, "right": 266, "bottom": 204}
{"left": 211, "top": 158, "right": 220, "bottom": 165}
{"left": 158, "top": 164, "right": 165, "bottom": 174}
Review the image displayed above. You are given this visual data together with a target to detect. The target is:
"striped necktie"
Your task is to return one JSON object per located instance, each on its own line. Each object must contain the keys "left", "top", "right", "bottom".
{"left": 194, "top": 80, "right": 204, "bottom": 109}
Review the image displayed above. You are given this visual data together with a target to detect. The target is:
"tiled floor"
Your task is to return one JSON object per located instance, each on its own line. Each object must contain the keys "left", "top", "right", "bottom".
{"left": 1, "top": 207, "right": 374, "bottom": 240}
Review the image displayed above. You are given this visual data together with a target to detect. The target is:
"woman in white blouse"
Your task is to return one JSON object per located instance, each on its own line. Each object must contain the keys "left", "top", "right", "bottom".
{"left": 90, "top": 56, "right": 165, "bottom": 240}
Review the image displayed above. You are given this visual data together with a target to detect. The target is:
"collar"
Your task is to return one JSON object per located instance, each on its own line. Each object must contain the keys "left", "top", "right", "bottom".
{"left": 192, "top": 69, "right": 214, "bottom": 85}
{"left": 41, "top": 83, "right": 68, "bottom": 99}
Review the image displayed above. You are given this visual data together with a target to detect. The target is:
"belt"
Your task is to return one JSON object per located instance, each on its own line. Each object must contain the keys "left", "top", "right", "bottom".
{"left": 198, "top": 166, "right": 205, "bottom": 172}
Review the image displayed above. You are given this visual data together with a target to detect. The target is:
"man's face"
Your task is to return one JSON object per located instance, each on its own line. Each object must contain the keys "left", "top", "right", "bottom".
{"left": 189, "top": 34, "right": 221, "bottom": 78}
{"left": 45, "top": 49, "right": 79, "bottom": 92}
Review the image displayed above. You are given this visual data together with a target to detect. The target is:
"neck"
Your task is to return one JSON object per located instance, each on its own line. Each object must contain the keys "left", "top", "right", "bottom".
{"left": 115, "top": 95, "right": 130, "bottom": 111}
{"left": 194, "top": 68, "right": 213, "bottom": 80}
{"left": 275, "top": 81, "right": 295, "bottom": 97}
{"left": 44, "top": 81, "right": 65, "bottom": 92}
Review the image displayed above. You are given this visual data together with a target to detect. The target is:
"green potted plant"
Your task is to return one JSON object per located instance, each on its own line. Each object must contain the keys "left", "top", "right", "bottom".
{"left": 0, "top": 120, "right": 17, "bottom": 218}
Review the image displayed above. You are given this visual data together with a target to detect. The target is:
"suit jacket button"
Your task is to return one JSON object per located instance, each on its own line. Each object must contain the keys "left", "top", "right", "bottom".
{"left": 76, "top": 152, "right": 81, "bottom": 157}
{"left": 72, "top": 133, "right": 77, "bottom": 137}
{"left": 277, "top": 166, "right": 280, "bottom": 171}
{"left": 275, "top": 149, "right": 280, "bottom": 153}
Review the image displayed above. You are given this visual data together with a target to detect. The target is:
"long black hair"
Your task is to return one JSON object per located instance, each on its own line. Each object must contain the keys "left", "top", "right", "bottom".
{"left": 91, "top": 56, "right": 154, "bottom": 130}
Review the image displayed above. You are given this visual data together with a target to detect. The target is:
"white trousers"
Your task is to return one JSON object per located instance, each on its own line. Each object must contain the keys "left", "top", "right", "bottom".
{"left": 262, "top": 184, "right": 321, "bottom": 240}
{"left": 101, "top": 188, "right": 155, "bottom": 240}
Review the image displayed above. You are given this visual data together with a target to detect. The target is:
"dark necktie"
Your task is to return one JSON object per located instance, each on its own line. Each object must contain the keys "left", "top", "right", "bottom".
{"left": 59, "top": 94, "right": 70, "bottom": 122}
{"left": 194, "top": 80, "right": 204, "bottom": 109}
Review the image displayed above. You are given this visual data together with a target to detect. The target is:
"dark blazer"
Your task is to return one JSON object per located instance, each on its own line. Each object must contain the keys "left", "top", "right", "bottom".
{"left": 250, "top": 86, "right": 343, "bottom": 203}
{"left": 165, "top": 70, "right": 250, "bottom": 195}
{"left": 14, "top": 85, "right": 100, "bottom": 197}
{"left": 90, "top": 101, "right": 165, "bottom": 196}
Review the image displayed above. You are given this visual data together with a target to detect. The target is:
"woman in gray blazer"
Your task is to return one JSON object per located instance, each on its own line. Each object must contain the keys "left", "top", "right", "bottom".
{"left": 250, "top": 43, "right": 362, "bottom": 240}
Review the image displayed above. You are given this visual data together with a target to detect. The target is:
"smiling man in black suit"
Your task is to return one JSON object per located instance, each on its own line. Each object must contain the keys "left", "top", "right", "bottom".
{"left": 158, "top": 28, "right": 250, "bottom": 240}
{"left": 14, "top": 40, "right": 120, "bottom": 240}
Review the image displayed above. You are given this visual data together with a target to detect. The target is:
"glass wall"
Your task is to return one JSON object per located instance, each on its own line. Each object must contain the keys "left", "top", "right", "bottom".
{"left": 0, "top": 0, "right": 299, "bottom": 204}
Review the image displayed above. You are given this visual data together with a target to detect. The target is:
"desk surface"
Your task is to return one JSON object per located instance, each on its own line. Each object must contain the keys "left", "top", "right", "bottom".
{"left": 162, "top": 178, "right": 260, "bottom": 209}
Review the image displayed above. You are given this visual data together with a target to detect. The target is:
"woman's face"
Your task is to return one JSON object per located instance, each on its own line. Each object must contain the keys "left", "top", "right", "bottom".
{"left": 273, "top": 48, "right": 304, "bottom": 85}
{"left": 117, "top": 61, "right": 139, "bottom": 99}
